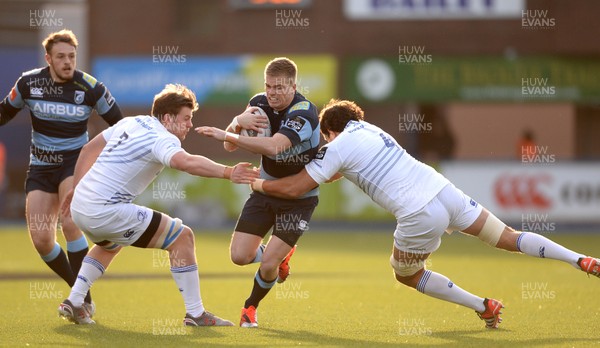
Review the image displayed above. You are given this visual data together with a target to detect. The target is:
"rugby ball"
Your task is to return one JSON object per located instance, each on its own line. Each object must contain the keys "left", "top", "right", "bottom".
{"left": 240, "top": 107, "right": 271, "bottom": 137}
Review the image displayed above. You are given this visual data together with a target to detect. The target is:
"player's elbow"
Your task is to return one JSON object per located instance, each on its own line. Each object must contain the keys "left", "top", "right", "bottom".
{"left": 263, "top": 146, "right": 281, "bottom": 157}
{"left": 282, "top": 185, "right": 305, "bottom": 199}
{"left": 224, "top": 142, "right": 238, "bottom": 152}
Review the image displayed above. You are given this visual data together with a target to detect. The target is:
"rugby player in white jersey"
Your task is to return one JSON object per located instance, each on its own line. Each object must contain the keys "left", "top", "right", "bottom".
{"left": 249, "top": 99, "right": 600, "bottom": 329}
{"left": 57, "top": 84, "right": 259, "bottom": 325}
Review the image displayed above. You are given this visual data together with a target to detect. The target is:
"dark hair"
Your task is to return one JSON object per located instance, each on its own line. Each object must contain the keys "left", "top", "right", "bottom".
{"left": 43, "top": 29, "right": 78, "bottom": 54}
{"left": 151, "top": 84, "right": 198, "bottom": 120}
{"left": 319, "top": 99, "right": 365, "bottom": 135}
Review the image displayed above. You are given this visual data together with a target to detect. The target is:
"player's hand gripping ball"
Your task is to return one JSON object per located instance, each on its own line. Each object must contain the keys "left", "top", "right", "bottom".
{"left": 240, "top": 107, "right": 271, "bottom": 137}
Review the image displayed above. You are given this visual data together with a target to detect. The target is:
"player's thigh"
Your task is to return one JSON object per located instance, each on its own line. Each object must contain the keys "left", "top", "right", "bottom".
{"left": 232, "top": 192, "right": 274, "bottom": 257}
{"left": 71, "top": 204, "right": 157, "bottom": 248}
{"left": 26, "top": 190, "right": 59, "bottom": 248}
{"left": 57, "top": 176, "right": 82, "bottom": 238}
{"left": 437, "top": 184, "right": 483, "bottom": 234}
{"left": 394, "top": 198, "right": 450, "bottom": 255}
{"left": 271, "top": 195, "right": 318, "bottom": 248}
{"left": 144, "top": 212, "right": 191, "bottom": 251}
{"left": 230, "top": 231, "right": 264, "bottom": 257}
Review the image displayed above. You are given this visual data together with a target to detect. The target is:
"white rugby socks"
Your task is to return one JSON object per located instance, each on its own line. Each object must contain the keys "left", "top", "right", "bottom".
{"left": 170, "top": 264, "right": 205, "bottom": 317}
{"left": 516, "top": 232, "right": 584, "bottom": 268}
{"left": 68, "top": 256, "right": 105, "bottom": 307}
{"left": 417, "top": 270, "right": 485, "bottom": 312}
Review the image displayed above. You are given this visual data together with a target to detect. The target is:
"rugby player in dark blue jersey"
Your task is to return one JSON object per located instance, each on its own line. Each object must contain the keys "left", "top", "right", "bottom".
{"left": 197, "top": 57, "right": 320, "bottom": 328}
{"left": 0, "top": 29, "right": 122, "bottom": 315}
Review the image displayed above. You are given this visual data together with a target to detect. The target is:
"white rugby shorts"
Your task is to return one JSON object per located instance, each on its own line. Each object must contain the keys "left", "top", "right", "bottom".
{"left": 393, "top": 184, "right": 483, "bottom": 254}
{"left": 71, "top": 203, "right": 154, "bottom": 246}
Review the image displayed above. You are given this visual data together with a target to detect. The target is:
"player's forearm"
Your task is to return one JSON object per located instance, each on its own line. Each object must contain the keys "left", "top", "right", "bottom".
{"left": 252, "top": 177, "right": 312, "bottom": 199}
{"left": 0, "top": 105, "right": 18, "bottom": 127}
{"left": 182, "top": 155, "right": 232, "bottom": 180}
{"left": 225, "top": 134, "right": 282, "bottom": 156}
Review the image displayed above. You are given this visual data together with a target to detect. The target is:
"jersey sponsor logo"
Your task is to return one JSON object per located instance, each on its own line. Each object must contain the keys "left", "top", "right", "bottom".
{"left": 82, "top": 72, "right": 97, "bottom": 88}
{"left": 285, "top": 116, "right": 306, "bottom": 132}
{"left": 32, "top": 101, "right": 86, "bottom": 117}
{"left": 289, "top": 101, "right": 310, "bottom": 112}
{"left": 494, "top": 174, "right": 552, "bottom": 209}
{"left": 103, "top": 90, "right": 115, "bottom": 107}
{"left": 30, "top": 87, "right": 44, "bottom": 98}
{"left": 315, "top": 146, "right": 328, "bottom": 160}
{"left": 74, "top": 90, "right": 85, "bottom": 104}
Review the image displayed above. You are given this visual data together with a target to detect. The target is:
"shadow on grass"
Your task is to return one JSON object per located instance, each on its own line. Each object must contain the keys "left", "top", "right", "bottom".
{"left": 54, "top": 321, "right": 230, "bottom": 346}
{"left": 427, "top": 328, "right": 600, "bottom": 347}
{"left": 260, "top": 327, "right": 401, "bottom": 347}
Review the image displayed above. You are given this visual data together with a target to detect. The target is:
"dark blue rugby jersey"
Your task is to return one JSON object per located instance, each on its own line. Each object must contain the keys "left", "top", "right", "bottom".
{"left": 249, "top": 92, "right": 320, "bottom": 198}
{"left": 0, "top": 66, "right": 122, "bottom": 165}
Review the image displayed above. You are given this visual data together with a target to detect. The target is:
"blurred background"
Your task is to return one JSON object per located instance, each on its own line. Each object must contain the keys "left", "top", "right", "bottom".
{"left": 0, "top": 0, "right": 599, "bottom": 231}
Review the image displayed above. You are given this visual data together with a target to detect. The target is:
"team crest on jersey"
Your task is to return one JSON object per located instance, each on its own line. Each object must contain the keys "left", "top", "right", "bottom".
{"left": 74, "top": 90, "right": 85, "bottom": 104}
{"left": 289, "top": 101, "right": 310, "bottom": 112}
{"left": 315, "top": 146, "right": 328, "bottom": 160}
{"left": 285, "top": 116, "right": 306, "bottom": 132}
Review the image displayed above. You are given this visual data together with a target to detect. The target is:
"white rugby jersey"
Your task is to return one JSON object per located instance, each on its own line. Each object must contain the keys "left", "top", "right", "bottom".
{"left": 72, "top": 116, "right": 183, "bottom": 216}
{"left": 305, "top": 120, "right": 450, "bottom": 219}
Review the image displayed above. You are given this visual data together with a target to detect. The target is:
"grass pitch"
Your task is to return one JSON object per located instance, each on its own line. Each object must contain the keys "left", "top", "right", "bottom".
{"left": 0, "top": 226, "right": 599, "bottom": 347}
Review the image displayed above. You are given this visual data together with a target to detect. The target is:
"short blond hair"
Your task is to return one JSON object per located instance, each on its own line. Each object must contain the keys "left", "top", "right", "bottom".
{"left": 151, "top": 84, "right": 199, "bottom": 120}
{"left": 264, "top": 57, "right": 297, "bottom": 84}
{"left": 43, "top": 29, "right": 78, "bottom": 54}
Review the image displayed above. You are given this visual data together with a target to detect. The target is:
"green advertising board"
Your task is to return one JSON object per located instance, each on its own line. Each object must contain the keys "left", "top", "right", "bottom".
{"left": 346, "top": 56, "right": 600, "bottom": 103}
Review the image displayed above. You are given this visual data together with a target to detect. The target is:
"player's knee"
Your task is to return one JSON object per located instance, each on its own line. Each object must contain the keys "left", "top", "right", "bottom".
{"left": 259, "top": 255, "right": 280, "bottom": 272}
{"left": 477, "top": 212, "right": 506, "bottom": 247}
{"left": 59, "top": 216, "right": 79, "bottom": 235}
{"left": 29, "top": 229, "right": 54, "bottom": 252}
{"left": 167, "top": 225, "right": 194, "bottom": 252}
{"left": 390, "top": 254, "right": 424, "bottom": 287}
{"left": 178, "top": 227, "right": 195, "bottom": 248}
{"left": 229, "top": 245, "right": 255, "bottom": 266}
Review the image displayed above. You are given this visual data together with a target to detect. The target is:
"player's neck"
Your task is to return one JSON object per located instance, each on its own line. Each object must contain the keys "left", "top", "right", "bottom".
{"left": 48, "top": 67, "right": 69, "bottom": 83}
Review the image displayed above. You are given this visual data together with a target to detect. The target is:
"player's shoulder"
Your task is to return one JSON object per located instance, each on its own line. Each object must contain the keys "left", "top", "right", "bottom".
{"left": 21, "top": 67, "right": 45, "bottom": 78}
{"left": 287, "top": 93, "right": 317, "bottom": 118}
{"left": 248, "top": 93, "right": 268, "bottom": 107}
{"left": 73, "top": 70, "right": 100, "bottom": 89}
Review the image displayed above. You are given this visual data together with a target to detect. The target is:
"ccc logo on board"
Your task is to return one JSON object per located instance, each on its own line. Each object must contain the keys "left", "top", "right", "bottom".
{"left": 494, "top": 174, "right": 552, "bottom": 209}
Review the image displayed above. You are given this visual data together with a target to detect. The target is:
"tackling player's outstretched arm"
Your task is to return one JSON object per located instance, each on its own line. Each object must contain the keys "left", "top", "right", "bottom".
{"left": 169, "top": 151, "right": 259, "bottom": 184}
{"left": 197, "top": 126, "right": 292, "bottom": 156}
{"left": 251, "top": 168, "right": 319, "bottom": 199}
